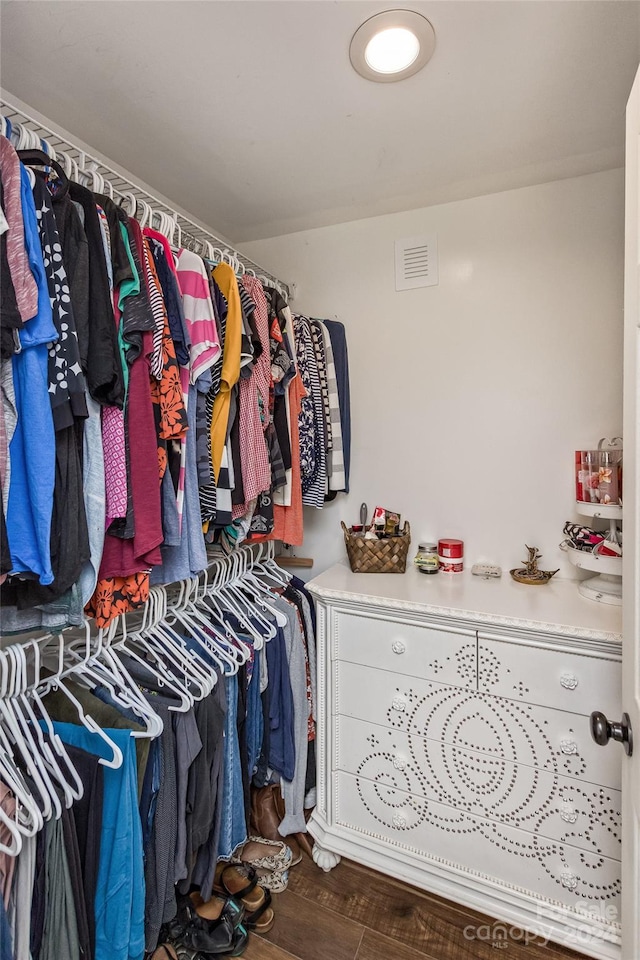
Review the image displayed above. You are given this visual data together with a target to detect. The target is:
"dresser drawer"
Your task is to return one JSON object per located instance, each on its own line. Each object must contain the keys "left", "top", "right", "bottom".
{"left": 335, "top": 611, "right": 476, "bottom": 688}
{"left": 478, "top": 636, "right": 621, "bottom": 718}
{"left": 335, "top": 715, "right": 621, "bottom": 862}
{"left": 336, "top": 661, "right": 621, "bottom": 790}
{"left": 333, "top": 769, "right": 621, "bottom": 916}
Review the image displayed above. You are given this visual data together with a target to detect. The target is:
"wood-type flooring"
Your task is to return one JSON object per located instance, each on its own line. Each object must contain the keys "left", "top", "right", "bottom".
{"left": 243, "top": 854, "right": 589, "bottom": 960}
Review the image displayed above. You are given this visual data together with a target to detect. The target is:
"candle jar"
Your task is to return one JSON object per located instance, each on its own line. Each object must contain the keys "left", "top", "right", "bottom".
{"left": 438, "top": 539, "right": 464, "bottom": 573}
{"left": 414, "top": 542, "right": 439, "bottom": 574}
{"left": 576, "top": 448, "right": 622, "bottom": 505}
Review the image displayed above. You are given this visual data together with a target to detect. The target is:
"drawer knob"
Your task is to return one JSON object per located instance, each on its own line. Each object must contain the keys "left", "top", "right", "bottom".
{"left": 560, "top": 803, "right": 578, "bottom": 824}
{"left": 393, "top": 756, "right": 407, "bottom": 771}
{"left": 391, "top": 640, "right": 406, "bottom": 655}
{"left": 560, "top": 673, "right": 579, "bottom": 691}
{"left": 561, "top": 869, "right": 579, "bottom": 891}
{"left": 391, "top": 697, "right": 407, "bottom": 713}
{"left": 392, "top": 813, "right": 407, "bottom": 829}
{"left": 559, "top": 739, "right": 579, "bottom": 756}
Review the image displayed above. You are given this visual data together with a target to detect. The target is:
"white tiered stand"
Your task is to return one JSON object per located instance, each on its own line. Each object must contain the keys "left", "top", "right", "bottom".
{"left": 567, "top": 501, "right": 622, "bottom": 605}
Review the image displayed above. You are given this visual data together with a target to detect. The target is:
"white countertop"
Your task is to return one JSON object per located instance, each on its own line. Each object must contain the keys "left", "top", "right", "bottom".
{"left": 306, "top": 562, "right": 622, "bottom": 644}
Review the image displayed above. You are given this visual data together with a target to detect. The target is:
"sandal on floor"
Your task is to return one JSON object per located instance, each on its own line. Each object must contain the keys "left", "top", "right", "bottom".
{"left": 214, "top": 862, "right": 265, "bottom": 912}
{"left": 168, "top": 927, "right": 248, "bottom": 959}
{"left": 235, "top": 836, "right": 296, "bottom": 871}
{"left": 163, "top": 897, "right": 235, "bottom": 956}
{"left": 189, "top": 891, "right": 244, "bottom": 928}
{"left": 243, "top": 889, "right": 275, "bottom": 934}
{"left": 171, "top": 896, "right": 243, "bottom": 955}
{"left": 256, "top": 867, "right": 289, "bottom": 894}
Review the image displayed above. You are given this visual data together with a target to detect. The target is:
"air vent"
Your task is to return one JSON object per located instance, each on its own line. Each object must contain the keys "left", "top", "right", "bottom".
{"left": 394, "top": 234, "right": 438, "bottom": 291}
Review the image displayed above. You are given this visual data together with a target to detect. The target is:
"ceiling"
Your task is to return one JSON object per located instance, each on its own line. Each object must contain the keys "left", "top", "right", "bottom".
{"left": 1, "top": 1, "right": 638, "bottom": 242}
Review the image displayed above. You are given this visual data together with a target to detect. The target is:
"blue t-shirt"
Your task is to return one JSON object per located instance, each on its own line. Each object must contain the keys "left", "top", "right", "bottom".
{"left": 6, "top": 165, "right": 58, "bottom": 583}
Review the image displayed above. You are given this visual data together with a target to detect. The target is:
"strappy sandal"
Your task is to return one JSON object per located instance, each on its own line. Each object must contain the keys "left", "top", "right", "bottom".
{"left": 168, "top": 929, "right": 249, "bottom": 959}
{"left": 242, "top": 889, "right": 274, "bottom": 934}
{"left": 189, "top": 891, "right": 244, "bottom": 928}
{"left": 160, "top": 906, "right": 249, "bottom": 958}
{"left": 257, "top": 867, "right": 289, "bottom": 894}
{"left": 214, "top": 863, "right": 275, "bottom": 934}
{"left": 214, "top": 863, "right": 265, "bottom": 911}
{"left": 235, "top": 836, "right": 297, "bottom": 871}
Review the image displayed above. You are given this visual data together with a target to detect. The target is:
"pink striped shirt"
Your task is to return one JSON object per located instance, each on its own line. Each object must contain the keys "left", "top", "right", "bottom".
{"left": 176, "top": 249, "right": 221, "bottom": 384}
{"left": 0, "top": 137, "right": 38, "bottom": 323}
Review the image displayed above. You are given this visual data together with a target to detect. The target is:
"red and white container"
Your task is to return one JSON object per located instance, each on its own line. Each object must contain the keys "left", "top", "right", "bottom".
{"left": 438, "top": 538, "right": 464, "bottom": 573}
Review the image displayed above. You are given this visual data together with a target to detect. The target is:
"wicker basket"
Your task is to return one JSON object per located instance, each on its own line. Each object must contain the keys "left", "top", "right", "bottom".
{"left": 341, "top": 521, "right": 411, "bottom": 574}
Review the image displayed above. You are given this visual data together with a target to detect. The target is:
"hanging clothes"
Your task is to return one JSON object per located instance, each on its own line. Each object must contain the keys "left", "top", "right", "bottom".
{"left": 6, "top": 164, "right": 58, "bottom": 584}
{"left": 0, "top": 136, "right": 38, "bottom": 327}
{"left": 68, "top": 182, "right": 124, "bottom": 408}
{"left": 209, "top": 263, "right": 242, "bottom": 481}
{"left": 315, "top": 319, "right": 345, "bottom": 494}
{"left": 295, "top": 315, "right": 326, "bottom": 509}
{"left": 233, "top": 276, "right": 271, "bottom": 514}
{"left": 175, "top": 249, "right": 221, "bottom": 383}
{"left": 322, "top": 319, "right": 351, "bottom": 492}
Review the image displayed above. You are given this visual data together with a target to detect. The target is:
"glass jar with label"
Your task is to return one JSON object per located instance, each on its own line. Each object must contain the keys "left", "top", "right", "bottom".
{"left": 414, "top": 542, "right": 439, "bottom": 574}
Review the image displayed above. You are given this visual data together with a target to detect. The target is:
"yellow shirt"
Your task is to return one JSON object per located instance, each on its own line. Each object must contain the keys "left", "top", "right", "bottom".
{"left": 210, "top": 263, "right": 242, "bottom": 481}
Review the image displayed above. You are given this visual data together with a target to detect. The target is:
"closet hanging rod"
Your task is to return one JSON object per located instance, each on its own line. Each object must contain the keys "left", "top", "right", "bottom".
{"left": 0, "top": 541, "right": 277, "bottom": 651}
{"left": 0, "top": 92, "right": 293, "bottom": 300}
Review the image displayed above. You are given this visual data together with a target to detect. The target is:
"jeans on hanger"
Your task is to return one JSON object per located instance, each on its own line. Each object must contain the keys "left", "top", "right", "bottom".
{"left": 216, "top": 674, "right": 247, "bottom": 860}
{"left": 246, "top": 647, "right": 264, "bottom": 781}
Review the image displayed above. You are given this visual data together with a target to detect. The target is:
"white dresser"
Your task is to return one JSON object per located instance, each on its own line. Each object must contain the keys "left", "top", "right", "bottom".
{"left": 306, "top": 563, "right": 623, "bottom": 959}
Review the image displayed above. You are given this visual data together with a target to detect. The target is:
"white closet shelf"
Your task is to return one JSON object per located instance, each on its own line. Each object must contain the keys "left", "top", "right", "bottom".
{"left": 0, "top": 90, "right": 293, "bottom": 299}
{"left": 575, "top": 501, "right": 622, "bottom": 520}
{"left": 565, "top": 545, "right": 622, "bottom": 576}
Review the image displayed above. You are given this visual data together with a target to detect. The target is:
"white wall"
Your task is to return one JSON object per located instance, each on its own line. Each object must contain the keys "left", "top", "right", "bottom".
{"left": 243, "top": 170, "right": 624, "bottom": 579}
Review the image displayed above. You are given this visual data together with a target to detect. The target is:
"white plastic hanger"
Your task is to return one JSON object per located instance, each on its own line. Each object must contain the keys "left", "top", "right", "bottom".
{"left": 167, "top": 579, "right": 233, "bottom": 677}
{"left": 79, "top": 158, "right": 105, "bottom": 196}
{"left": 225, "top": 545, "right": 281, "bottom": 633}
{"left": 0, "top": 715, "right": 42, "bottom": 838}
{"left": 136, "top": 198, "right": 153, "bottom": 229}
{"left": 67, "top": 621, "right": 164, "bottom": 739}
{"left": 5, "top": 645, "right": 64, "bottom": 819}
{"left": 57, "top": 149, "right": 80, "bottom": 184}
{"left": 8, "top": 645, "right": 64, "bottom": 819}
{"left": 227, "top": 575, "right": 279, "bottom": 639}
{"left": 115, "top": 601, "right": 194, "bottom": 713}
{"left": 180, "top": 562, "right": 248, "bottom": 672}
{"left": 171, "top": 215, "right": 181, "bottom": 248}
{"left": 197, "top": 568, "right": 252, "bottom": 665}
{"left": 119, "top": 192, "right": 137, "bottom": 217}
{"left": 187, "top": 595, "right": 245, "bottom": 672}
{"left": 159, "top": 581, "right": 220, "bottom": 693}
{"left": 0, "top": 657, "right": 42, "bottom": 839}
{"left": 0, "top": 797, "right": 23, "bottom": 857}
{"left": 0, "top": 647, "right": 59, "bottom": 822}
{"left": 102, "top": 175, "right": 114, "bottom": 200}
{"left": 0, "top": 773, "right": 23, "bottom": 858}
{"left": 218, "top": 580, "right": 266, "bottom": 651}
{"left": 145, "top": 587, "right": 213, "bottom": 701}
{"left": 43, "top": 636, "right": 124, "bottom": 769}
{"left": 28, "top": 641, "right": 85, "bottom": 803}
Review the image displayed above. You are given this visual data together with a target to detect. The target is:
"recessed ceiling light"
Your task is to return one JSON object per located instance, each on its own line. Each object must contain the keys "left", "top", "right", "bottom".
{"left": 365, "top": 27, "right": 420, "bottom": 74}
{"left": 350, "top": 10, "right": 436, "bottom": 83}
